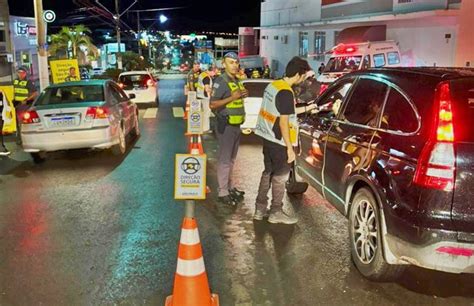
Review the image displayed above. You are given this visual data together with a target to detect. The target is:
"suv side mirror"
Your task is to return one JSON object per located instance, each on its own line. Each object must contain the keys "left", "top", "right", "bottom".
{"left": 128, "top": 93, "right": 136, "bottom": 100}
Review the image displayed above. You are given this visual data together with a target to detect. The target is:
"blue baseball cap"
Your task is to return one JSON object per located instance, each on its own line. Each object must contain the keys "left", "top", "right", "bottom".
{"left": 224, "top": 52, "right": 239, "bottom": 60}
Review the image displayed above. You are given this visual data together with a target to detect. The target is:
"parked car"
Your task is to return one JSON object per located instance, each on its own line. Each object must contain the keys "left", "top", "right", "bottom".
{"left": 118, "top": 71, "right": 159, "bottom": 106}
{"left": 21, "top": 80, "right": 140, "bottom": 163}
{"left": 90, "top": 67, "right": 104, "bottom": 76}
{"left": 240, "top": 79, "right": 272, "bottom": 135}
{"left": 288, "top": 67, "right": 474, "bottom": 280}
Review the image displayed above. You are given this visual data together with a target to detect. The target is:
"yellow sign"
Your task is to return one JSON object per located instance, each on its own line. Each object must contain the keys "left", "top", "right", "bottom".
{"left": 174, "top": 154, "right": 207, "bottom": 200}
{"left": 1, "top": 88, "right": 17, "bottom": 134}
{"left": 50, "top": 59, "right": 81, "bottom": 84}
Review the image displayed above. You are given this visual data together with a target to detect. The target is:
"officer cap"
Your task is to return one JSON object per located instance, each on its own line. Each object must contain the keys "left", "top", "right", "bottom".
{"left": 17, "top": 66, "right": 28, "bottom": 73}
{"left": 224, "top": 52, "right": 239, "bottom": 61}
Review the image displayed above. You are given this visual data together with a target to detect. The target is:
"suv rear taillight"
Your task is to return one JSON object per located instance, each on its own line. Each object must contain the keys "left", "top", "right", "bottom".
{"left": 319, "top": 84, "right": 329, "bottom": 96}
{"left": 146, "top": 79, "right": 156, "bottom": 87}
{"left": 86, "top": 107, "right": 109, "bottom": 120}
{"left": 414, "top": 82, "right": 455, "bottom": 191}
{"left": 22, "top": 110, "right": 40, "bottom": 124}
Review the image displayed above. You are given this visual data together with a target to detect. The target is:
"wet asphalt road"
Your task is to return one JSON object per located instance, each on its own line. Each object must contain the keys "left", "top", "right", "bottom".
{"left": 1, "top": 78, "right": 474, "bottom": 306}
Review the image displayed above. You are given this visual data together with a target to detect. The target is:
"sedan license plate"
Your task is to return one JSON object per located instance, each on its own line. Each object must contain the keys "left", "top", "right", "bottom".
{"left": 50, "top": 116, "right": 76, "bottom": 127}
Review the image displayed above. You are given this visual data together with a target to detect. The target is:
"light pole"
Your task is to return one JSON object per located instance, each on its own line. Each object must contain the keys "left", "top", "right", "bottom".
{"left": 33, "top": 0, "right": 50, "bottom": 90}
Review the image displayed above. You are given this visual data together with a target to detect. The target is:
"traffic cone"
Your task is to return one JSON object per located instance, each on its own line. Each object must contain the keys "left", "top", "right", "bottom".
{"left": 183, "top": 98, "right": 190, "bottom": 120}
{"left": 166, "top": 218, "right": 219, "bottom": 306}
{"left": 188, "top": 135, "right": 204, "bottom": 155}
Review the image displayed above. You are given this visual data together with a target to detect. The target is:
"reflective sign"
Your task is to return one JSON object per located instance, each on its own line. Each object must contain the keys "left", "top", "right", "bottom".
{"left": 175, "top": 154, "right": 207, "bottom": 200}
{"left": 187, "top": 93, "right": 203, "bottom": 134}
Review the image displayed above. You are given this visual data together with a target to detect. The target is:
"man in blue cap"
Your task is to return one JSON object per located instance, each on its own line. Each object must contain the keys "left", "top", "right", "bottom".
{"left": 210, "top": 52, "right": 248, "bottom": 206}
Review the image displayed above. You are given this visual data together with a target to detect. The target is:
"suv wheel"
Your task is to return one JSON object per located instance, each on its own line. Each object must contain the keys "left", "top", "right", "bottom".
{"left": 31, "top": 152, "right": 47, "bottom": 164}
{"left": 349, "top": 188, "right": 405, "bottom": 281}
{"left": 132, "top": 111, "right": 141, "bottom": 138}
{"left": 286, "top": 165, "right": 308, "bottom": 194}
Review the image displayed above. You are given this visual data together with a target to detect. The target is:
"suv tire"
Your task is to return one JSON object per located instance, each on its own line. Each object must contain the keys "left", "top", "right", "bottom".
{"left": 349, "top": 187, "right": 405, "bottom": 281}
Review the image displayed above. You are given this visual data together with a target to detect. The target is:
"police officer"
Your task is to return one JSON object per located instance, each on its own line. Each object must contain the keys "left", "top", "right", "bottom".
{"left": 13, "top": 66, "right": 38, "bottom": 142}
{"left": 65, "top": 67, "right": 80, "bottom": 82}
{"left": 186, "top": 61, "right": 201, "bottom": 92}
{"left": 0, "top": 91, "right": 10, "bottom": 156}
{"left": 254, "top": 57, "right": 317, "bottom": 224}
{"left": 263, "top": 65, "right": 271, "bottom": 79}
{"left": 251, "top": 69, "right": 261, "bottom": 79}
{"left": 210, "top": 52, "right": 248, "bottom": 206}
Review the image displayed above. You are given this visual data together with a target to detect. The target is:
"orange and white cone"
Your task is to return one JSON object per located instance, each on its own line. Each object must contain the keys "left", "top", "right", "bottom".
{"left": 166, "top": 218, "right": 219, "bottom": 306}
{"left": 183, "top": 98, "right": 190, "bottom": 120}
{"left": 188, "top": 135, "right": 204, "bottom": 155}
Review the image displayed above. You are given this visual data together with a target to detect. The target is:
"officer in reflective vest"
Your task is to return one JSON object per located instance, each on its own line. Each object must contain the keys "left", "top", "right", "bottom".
{"left": 210, "top": 52, "right": 248, "bottom": 206}
{"left": 13, "top": 66, "right": 38, "bottom": 143}
{"left": 251, "top": 69, "right": 261, "bottom": 79}
{"left": 254, "top": 57, "right": 317, "bottom": 224}
{"left": 186, "top": 61, "right": 201, "bottom": 92}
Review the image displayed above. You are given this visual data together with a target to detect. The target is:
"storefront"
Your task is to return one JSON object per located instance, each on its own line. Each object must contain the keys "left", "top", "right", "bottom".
{"left": 9, "top": 16, "right": 40, "bottom": 83}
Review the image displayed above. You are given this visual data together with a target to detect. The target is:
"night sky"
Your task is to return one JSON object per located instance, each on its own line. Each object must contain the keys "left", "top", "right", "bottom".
{"left": 7, "top": 0, "right": 261, "bottom": 33}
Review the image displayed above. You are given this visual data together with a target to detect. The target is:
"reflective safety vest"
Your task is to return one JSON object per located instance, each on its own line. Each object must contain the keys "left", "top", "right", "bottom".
{"left": 196, "top": 71, "right": 211, "bottom": 99}
{"left": 221, "top": 74, "right": 246, "bottom": 125}
{"left": 187, "top": 71, "right": 201, "bottom": 91}
{"left": 251, "top": 69, "right": 261, "bottom": 79}
{"left": 255, "top": 79, "right": 298, "bottom": 147}
{"left": 13, "top": 79, "right": 30, "bottom": 103}
{"left": 263, "top": 68, "right": 270, "bottom": 78}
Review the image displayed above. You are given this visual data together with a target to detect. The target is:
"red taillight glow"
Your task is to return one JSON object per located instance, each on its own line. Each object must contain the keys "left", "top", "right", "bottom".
{"left": 414, "top": 82, "right": 456, "bottom": 191}
{"left": 436, "top": 246, "right": 474, "bottom": 257}
{"left": 22, "top": 111, "right": 40, "bottom": 124}
{"left": 146, "top": 79, "right": 155, "bottom": 87}
{"left": 118, "top": 83, "right": 124, "bottom": 89}
{"left": 86, "top": 107, "right": 109, "bottom": 120}
{"left": 319, "top": 84, "right": 329, "bottom": 96}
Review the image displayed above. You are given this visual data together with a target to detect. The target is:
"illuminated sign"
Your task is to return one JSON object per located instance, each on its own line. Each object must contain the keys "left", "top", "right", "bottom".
{"left": 15, "top": 21, "right": 36, "bottom": 37}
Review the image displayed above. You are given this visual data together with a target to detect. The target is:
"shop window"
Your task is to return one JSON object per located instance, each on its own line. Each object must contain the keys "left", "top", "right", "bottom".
{"left": 314, "top": 31, "right": 326, "bottom": 61}
{"left": 299, "top": 32, "right": 309, "bottom": 57}
{"left": 0, "top": 30, "right": 5, "bottom": 42}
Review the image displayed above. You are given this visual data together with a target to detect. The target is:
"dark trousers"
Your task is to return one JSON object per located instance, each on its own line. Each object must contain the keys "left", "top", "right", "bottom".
{"left": 0, "top": 112, "right": 4, "bottom": 147}
{"left": 255, "top": 140, "right": 291, "bottom": 213}
{"left": 216, "top": 125, "right": 241, "bottom": 197}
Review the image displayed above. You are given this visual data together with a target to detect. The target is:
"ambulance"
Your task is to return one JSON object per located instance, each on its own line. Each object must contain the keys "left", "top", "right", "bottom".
{"left": 317, "top": 41, "right": 401, "bottom": 95}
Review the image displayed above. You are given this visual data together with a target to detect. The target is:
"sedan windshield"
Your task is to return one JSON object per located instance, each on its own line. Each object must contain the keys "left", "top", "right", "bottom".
{"left": 36, "top": 85, "right": 105, "bottom": 105}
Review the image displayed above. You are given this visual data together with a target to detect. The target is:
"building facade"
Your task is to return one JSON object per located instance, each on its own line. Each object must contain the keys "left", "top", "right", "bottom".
{"left": 0, "top": 0, "right": 13, "bottom": 86}
{"left": 260, "top": 0, "right": 473, "bottom": 76}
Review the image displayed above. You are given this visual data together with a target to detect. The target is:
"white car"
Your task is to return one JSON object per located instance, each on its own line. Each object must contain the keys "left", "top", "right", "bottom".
{"left": 118, "top": 71, "right": 159, "bottom": 106}
{"left": 240, "top": 79, "right": 272, "bottom": 135}
{"left": 21, "top": 80, "right": 140, "bottom": 163}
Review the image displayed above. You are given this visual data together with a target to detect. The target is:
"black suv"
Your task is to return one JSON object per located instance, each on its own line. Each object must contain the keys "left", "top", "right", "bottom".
{"left": 288, "top": 68, "right": 474, "bottom": 280}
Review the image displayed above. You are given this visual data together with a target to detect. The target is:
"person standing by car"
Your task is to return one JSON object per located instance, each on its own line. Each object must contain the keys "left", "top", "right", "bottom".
{"left": 0, "top": 91, "right": 10, "bottom": 156}
{"left": 254, "top": 57, "right": 314, "bottom": 224}
{"left": 186, "top": 61, "right": 201, "bottom": 92}
{"left": 210, "top": 52, "right": 248, "bottom": 206}
{"left": 13, "top": 66, "right": 38, "bottom": 143}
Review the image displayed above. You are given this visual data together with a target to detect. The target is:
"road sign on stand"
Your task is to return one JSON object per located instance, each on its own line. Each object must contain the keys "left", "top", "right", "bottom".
{"left": 187, "top": 92, "right": 203, "bottom": 135}
{"left": 175, "top": 154, "right": 207, "bottom": 200}
{"left": 43, "top": 10, "right": 56, "bottom": 23}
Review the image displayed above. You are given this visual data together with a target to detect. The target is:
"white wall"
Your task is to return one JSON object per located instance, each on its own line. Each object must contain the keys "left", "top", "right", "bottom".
{"left": 261, "top": 0, "right": 322, "bottom": 27}
{"left": 386, "top": 17, "right": 458, "bottom": 66}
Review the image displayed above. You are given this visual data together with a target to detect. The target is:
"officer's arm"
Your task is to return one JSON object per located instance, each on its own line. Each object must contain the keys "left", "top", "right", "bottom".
{"left": 209, "top": 95, "right": 235, "bottom": 110}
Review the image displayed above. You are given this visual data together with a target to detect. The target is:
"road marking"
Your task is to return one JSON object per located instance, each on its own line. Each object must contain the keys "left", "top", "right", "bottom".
{"left": 143, "top": 108, "right": 158, "bottom": 119}
{"left": 173, "top": 107, "right": 184, "bottom": 118}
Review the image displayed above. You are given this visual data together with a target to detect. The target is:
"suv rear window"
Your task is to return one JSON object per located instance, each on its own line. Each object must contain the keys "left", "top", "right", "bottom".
{"left": 119, "top": 74, "right": 153, "bottom": 90}
{"left": 382, "top": 88, "right": 418, "bottom": 133}
{"left": 451, "top": 78, "right": 474, "bottom": 142}
{"left": 36, "top": 85, "right": 104, "bottom": 105}
{"left": 244, "top": 82, "right": 270, "bottom": 98}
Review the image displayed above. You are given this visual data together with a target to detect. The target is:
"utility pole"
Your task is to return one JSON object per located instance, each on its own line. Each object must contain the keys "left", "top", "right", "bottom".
{"left": 115, "top": 0, "right": 122, "bottom": 69}
{"left": 137, "top": 11, "right": 141, "bottom": 56}
{"left": 33, "top": 0, "right": 50, "bottom": 90}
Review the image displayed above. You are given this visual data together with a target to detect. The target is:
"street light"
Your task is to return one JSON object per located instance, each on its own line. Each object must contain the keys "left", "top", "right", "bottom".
{"left": 159, "top": 14, "right": 168, "bottom": 24}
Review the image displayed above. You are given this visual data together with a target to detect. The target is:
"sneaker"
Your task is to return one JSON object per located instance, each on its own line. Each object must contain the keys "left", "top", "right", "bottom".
{"left": 268, "top": 210, "right": 298, "bottom": 225}
{"left": 0, "top": 146, "right": 10, "bottom": 156}
{"left": 253, "top": 209, "right": 269, "bottom": 221}
{"left": 229, "top": 188, "right": 245, "bottom": 200}
{"left": 217, "top": 195, "right": 238, "bottom": 207}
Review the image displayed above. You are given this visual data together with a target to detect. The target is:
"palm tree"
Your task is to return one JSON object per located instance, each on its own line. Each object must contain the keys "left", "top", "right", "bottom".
{"left": 49, "top": 25, "right": 98, "bottom": 64}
